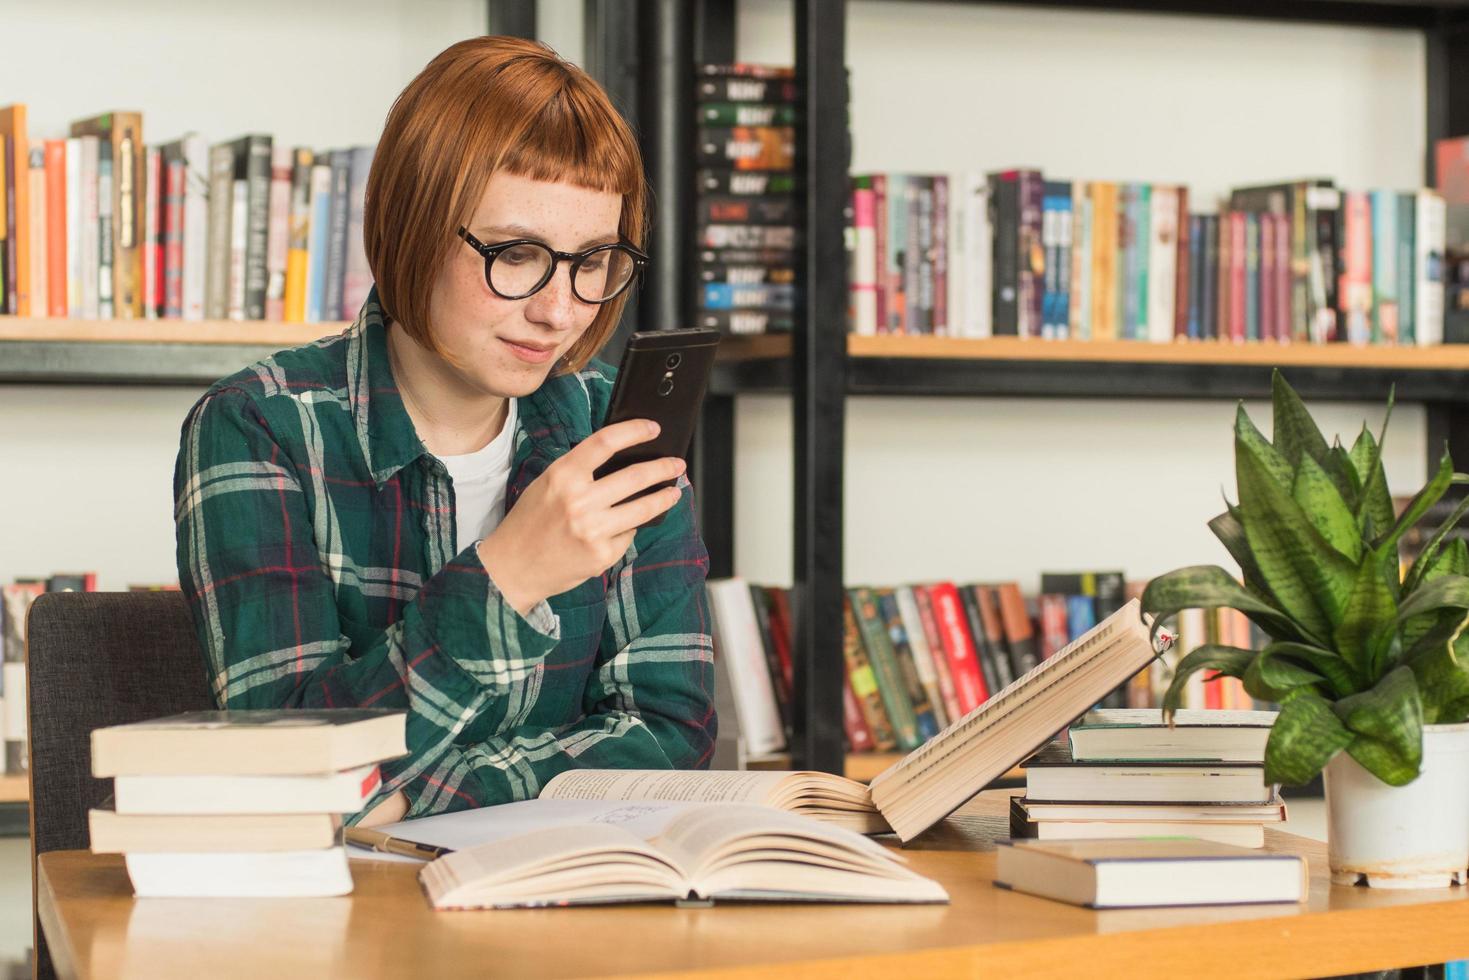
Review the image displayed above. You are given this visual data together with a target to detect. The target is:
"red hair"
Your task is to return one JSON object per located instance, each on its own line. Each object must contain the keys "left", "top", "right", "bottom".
{"left": 364, "top": 36, "right": 646, "bottom": 372}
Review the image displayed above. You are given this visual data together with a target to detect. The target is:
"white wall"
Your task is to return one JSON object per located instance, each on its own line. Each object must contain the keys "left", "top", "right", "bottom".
{"left": 731, "top": 0, "right": 1431, "bottom": 589}
{"left": 0, "top": 0, "right": 1437, "bottom": 595}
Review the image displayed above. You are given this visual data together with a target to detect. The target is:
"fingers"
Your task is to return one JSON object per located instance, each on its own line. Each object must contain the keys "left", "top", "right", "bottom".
{"left": 570, "top": 419, "right": 660, "bottom": 473}
{"left": 605, "top": 483, "right": 683, "bottom": 536}
{"left": 590, "top": 456, "right": 687, "bottom": 508}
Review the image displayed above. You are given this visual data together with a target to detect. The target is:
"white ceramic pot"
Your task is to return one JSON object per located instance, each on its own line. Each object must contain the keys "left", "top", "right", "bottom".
{"left": 1324, "top": 721, "right": 1469, "bottom": 889}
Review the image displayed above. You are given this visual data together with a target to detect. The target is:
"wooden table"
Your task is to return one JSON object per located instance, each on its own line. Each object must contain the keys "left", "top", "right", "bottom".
{"left": 38, "top": 790, "right": 1469, "bottom": 980}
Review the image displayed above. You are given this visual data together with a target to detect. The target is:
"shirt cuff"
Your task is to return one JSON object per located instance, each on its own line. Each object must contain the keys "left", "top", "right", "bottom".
{"left": 521, "top": 599, "right": 559, "bottom": 636}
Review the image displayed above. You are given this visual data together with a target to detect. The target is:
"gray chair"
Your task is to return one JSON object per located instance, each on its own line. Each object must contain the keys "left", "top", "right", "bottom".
{"left": 26, "top": 591, "right": 212, "bottom": 980}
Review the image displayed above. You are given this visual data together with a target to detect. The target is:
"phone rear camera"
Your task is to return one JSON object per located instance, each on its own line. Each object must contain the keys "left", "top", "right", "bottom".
{"left": 658, "top": 378, "right": 675, "bottom": 397}
{"left": 666, "top": 353, "right": 682, "bottom": 370}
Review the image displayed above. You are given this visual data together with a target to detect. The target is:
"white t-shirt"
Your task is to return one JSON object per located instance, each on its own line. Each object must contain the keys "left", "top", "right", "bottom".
{"left": 439, "top": 399, "right": 518, "bottom": 555}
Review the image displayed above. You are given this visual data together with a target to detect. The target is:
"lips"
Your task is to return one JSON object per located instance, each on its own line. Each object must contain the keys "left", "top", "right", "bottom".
{"left": 500, "top": 337, "right": 558, "bottom": 364}
{"left": 502, "top": 338, "right": 555, "bottom": 353}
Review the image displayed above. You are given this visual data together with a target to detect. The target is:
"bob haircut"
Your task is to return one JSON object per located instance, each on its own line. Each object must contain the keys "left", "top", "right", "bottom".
{"left": 364, "top": 36, "right": 646, "bottom": 374}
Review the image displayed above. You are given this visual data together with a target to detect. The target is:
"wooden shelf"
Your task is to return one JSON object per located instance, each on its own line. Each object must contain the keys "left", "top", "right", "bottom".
{"left": 0, "top": 316, "right": 350, "bottom": 385}
{"left": 0, "top": 774, "right": 29, "bottom": 804}
{"left": 711, "top": 334, "right": 1469, "bottom": 402}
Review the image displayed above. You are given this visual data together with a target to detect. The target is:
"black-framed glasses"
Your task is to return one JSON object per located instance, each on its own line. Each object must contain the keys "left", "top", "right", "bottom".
{"left": 457, "top": 227, "right": 649, "bottom": 304}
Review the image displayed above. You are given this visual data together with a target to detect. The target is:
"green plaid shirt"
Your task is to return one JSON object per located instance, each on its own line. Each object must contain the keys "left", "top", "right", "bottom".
{"left": 173, "top": 290, "right": 716, "bottom": 820}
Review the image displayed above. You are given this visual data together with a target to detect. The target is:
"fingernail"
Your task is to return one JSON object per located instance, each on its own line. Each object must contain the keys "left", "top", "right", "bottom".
{"left": 646, "top": 421, "right": 660, "bottom": 437}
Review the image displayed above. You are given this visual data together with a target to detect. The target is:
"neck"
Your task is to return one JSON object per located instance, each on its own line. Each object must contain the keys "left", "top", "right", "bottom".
{"left": 387, "top": 322, "right": 508, "bottom": 456}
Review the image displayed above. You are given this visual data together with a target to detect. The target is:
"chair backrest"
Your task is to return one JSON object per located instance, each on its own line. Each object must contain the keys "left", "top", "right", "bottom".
{"left": 26, "top": 591, "right": 213, "bottom": 979}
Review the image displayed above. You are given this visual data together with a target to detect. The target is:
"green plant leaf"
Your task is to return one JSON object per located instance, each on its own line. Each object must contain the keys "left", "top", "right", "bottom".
{"left": 1242, "top": 647, "right": 1329, "bottom": 703}
{"left": 1256, "top": 641, "right": 1359, "bottom": 699}
{"left": 1326, "top": 443, "right": 1364, "bottom": 513}
{"left": 1405, "top": 612, "right": 1469, "bottom": 724}
{"left": 1403, "top": 493, "right": 1469, "bottom": 595}
{"left": 1334, "top": 666, "right": 1423, "bottom": 786}
{"left": 1264, "top": 690, "right": 1354, "bottom": 786}
{"left": 1292, "top": 454, "right": 1362, "bottom": 562}
{"left": 1371, "top": 450, "right": 1455, "bottom": 559}
{"left": 1237, "top": 427, "right": 1356, "bottom": 635}
{"left": 1160, "top": 644, "right": 1256, "bottom": 717}
{"left": 1332, "top": 559, "right": 1399, "bottom": 686}
{"left": 1235, "top": 403, "right": 1294, "bottom": 491}
{"left": 1271, "top": 369, "right": 1332, "bottom": 468}
{"left": 1350, "top": 425, "right": 1396, "bottom": 543}
{"left": 1208, "top": 506, "right": 1278, "bottom": 604}
{"left": 1140, "top": 565, "right": 1308, "bottom": 646}
{"left": 1395, "top": 572, "right": 1469, "bottom": 623}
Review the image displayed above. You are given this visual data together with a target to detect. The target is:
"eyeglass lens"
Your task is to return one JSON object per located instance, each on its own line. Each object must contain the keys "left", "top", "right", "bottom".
{"left": 488, "top": 243, "right": 637, "bottom": 302}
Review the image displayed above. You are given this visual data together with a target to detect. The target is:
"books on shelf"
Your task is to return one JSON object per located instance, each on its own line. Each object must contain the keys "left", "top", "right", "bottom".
{"left": 994, "top": 838, "right": 1306, "bottom": 909}
{"left": 90, "top": 709, "right": 408, "bottom": 898}
{"left": 0, "top": 101, "right": 371, "bottom": 324}
{"left": 367, "top": 798, "right": 947, "bottom": 910}
{"left": 845, "top": 167, "right": 1447, "bottom": 347}
{"left": 711, "top": 571, "right": 1262, "bottom": 766}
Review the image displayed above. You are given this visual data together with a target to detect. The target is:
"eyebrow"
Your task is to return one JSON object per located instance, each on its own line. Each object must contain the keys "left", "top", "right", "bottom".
{"left": 474, "top": 223, "right": 620, "bottom": 251}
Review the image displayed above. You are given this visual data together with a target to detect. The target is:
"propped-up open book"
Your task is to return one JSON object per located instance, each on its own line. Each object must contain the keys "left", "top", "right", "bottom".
{"left": 363, "top": 798, "right": 947, "bottom": 909}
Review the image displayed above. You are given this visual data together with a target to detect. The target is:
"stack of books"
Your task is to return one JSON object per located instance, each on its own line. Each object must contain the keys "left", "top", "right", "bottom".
{"left": 1010, "top": 708, "right": 1285, "bottom": 848}
{"left": 88, "top": 709, "right": 407, "bottom": 897}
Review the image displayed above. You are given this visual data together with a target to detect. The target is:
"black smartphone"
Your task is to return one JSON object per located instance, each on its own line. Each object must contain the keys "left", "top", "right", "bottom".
{"left": 593, "top": 328, "right": 722, "bottom": 523}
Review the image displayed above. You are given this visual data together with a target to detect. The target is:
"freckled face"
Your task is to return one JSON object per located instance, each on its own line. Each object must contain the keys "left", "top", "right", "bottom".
{"left": 426, "top": 172, "right": 622, "bottom": 397}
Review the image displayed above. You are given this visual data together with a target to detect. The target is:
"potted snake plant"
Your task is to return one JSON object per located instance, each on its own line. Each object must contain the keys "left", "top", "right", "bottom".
{"left": 1141, "top": 371, "right": 1469, "bottom": 889}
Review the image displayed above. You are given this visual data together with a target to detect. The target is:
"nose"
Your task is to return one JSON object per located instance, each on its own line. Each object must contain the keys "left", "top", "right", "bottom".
{"left": 522, "top": 261, "right": 582, "bottom": 333}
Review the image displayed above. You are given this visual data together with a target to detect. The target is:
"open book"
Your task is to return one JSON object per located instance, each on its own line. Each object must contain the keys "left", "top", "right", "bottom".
{"left": 361, "top": 798, "right": 947, "bottom": 909}
{"left": 515, "top": 598, "right": 1162, "bottom": 845}
{"left": 538, "top": 767, "right": 888, "bottom": 835}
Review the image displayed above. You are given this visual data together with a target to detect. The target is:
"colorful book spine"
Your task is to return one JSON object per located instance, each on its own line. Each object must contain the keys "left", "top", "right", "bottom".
{"left": 43, "top": 139, "right": 66, "bottom": 316}
{"left": 876, "top": 589, "right": 940, "bottom": 742}
{"left": 283, "top": 148, "right": 313, "bottom": 323}
{"left": 265, "top": 144, "right": 292, "bottom": 321}
{"left": 925, "top": 581, "right": 988, "bottom": 714}
{"left": 840, "top": 597, "right": 896, "bottom": 751}
{"left": 341, "top": 145, "right": 375, "bottom": 320}
{"left": 847, "top": 587, "right": 922, "bottom": 751}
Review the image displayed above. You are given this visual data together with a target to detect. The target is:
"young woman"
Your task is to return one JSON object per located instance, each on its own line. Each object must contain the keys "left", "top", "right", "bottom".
{"left": 173, "top": 37, "right": 715, "bottom": 825}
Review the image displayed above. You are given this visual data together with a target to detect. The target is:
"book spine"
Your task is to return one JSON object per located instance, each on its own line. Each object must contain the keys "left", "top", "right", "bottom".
{"left": 872, "top": 173, "right": 888, "bottom": 333}
{"left": 1071, "top": 181, "right": 1092, "bottom": 340}
{"left": 1201, "top": 215, "right": 1218, "bottom": 340}
{"left": 699, "top": 102, "right": 799, "bottom": 126}
{"left": 1311, "top": 186, "right": 1342, "bottom": 342}
{"left": 1417, "top": 191, "right": 1446, "bottom": 346}
{"left": 697, "top": 126, "right": 794, "bottom": 170}
{"left": 27, "top": 146, "right": 45, "bottom": 321}
{"left": 927, "top": 581, "right": 988, "bottom": 713}
{"left": 1187, "top": 215, "right": 1204, "bottom": 339}
{"left": 43, "top": 140, "right": 66, "bottom": 316}
{"left": 847, "top": 587, "right": 921, "bottom": 750}
{"left": 841, "top": 596, "right": 897, "bottom": 750}
{"left": 0, "top": 137, "right": 9, "bottom": 314}
{"left": 323, "top": 151, "right": 351, "bottom": 322}
{"left": 700, "top": 282, "right": 796, "bottom": 310}
{"left": 1147, "top": 185, "right": 1176, "bottom": 343}
{"left": 179, "top": 135, "right": 207, "bottom": 320}
{"left": 227, "top": 173, "right": 247, "bottom": 320}
{"left": 1217, "top": 209, "right": 1233, "bottom": 341}
{"left": 932, "top": 174, "right": 949, "bottom": 335}
{"left": 696, "top": 76, "right": 799, "bottom": 103}
{"left": 264, "top": 143, "right": 292, "bottom": 321}
{"left": 841, "top": 672, "right": 877, "bottom": 753}
{"left": 1090, "top": 182, "right": 1117, "bottom": 341}
{"left": 911, "top": 585, "right": 962, "bottom": 724}
{"left": 97, "top": 152, "right": 114, "bottom": 318}
{"left": 1231, "top": 211, "right": 1247, "bottom": 342}
{"left": 1018, "top": 169, "right": 1044, "bottom": 338}
{"left": 961, "top": 171, "right": 992, "bottom": 338}
{"left": 1342, "top": 191, "right": 1373, "bottom": 345}
{"left": 697, "top": 310, "right": 794, "bottom": 334}
{"left": 765, "top": 587, "right": 796, "bottom": 704}
{"left": 341, "top": 144, "right": 375, "bottom": 320}
{"left": 1372, "top": 189, "right": 1398, "bottom": 344}
{"left": 969, "top": 584, "right": 1015, "bottom": 692}
{"left": 143, "top": 145, "right": 159, "bottom": 318}
{"left": 895, "top": 585, "right": 950, "bottom": 730}
{"left": 1133, "top": 184, "right": 1152, "bottom": 340}
{"left": 1174, "top": 187, "right": 1190, "bottom": 340}
{"left": 849, "top": 177, "right": 877, "bottom": 336}
{"left": 696, "top": 169, "right": 799, "bottom": 196}
{"left": 241, "top": 136, "right": 272, "bottom": 320}
{"left": 1041, "top": 184, "right": 1060, "bottom": 338}
{"left": 2, "top": 109, "right": 31, "bottom": 316}
{"left": 1260, "top": 212, "right": 1275, "bottom": 341}
{"left": 996, "top": 582, "right": 1041, "bottom": 677}
{"left": 115, "top": 114, "right": 144, "bottom": 318}
{"left": 887, "top": 174, "right": 907, "bottom": 333}
{"left": 989, "top": 172, "right": 1019, "bottom": 336}
{"left": 79, "top": 138, "right": 99, "bottom": 319}
{"left": 877, "top": 589, "right": 940, "bottom": 742}
{"left": 1398, "top": 190, "right": 1416, "bottom": 345}
{"left": 305, "top": 161, "right": 332, "bottom": 323}
{"left": 65, "top": 138, "right": 81, "bottom": 316}
{"left": 748, "top": 585, "right": 793, "bottom": 740}
{"left": 164, "top": 157, "right": 185, "bottom": 319}
{"left": 1036, "top": 593, "right": 1070, "bottom": 660}
{"left": 283, "top": 148, "right": 313, "bottom": 323}
{"left": 205, "top": 142, "right": 233, "bottom": 320}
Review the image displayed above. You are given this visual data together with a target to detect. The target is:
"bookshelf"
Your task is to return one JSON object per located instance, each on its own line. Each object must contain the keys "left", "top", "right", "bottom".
{"left": 0, "top": 319, "right": 349, "bottom": 385}
{"left": 652, "top": 0, "right": 1469, "bottom": 773}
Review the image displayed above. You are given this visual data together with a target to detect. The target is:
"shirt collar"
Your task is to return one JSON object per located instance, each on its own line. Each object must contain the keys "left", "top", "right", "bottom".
{"left": 347, "top": 287, "right": 581, "bottom": 486}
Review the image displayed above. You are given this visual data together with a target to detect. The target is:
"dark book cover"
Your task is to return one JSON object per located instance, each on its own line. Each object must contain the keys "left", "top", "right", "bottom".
{"left": 696, "top": 169, "right": 799, "bottom": 196}
{"left": 996, "top": 582, "right": 1041, "bottom": 678}
{"left": 699, "top": 224, "right": 797, "bottom": 251}
{"left": 1017, "top": 169, "right": 1045, "bottom": 337}
{"left": 1042, "top": 180, "right": 1070, "bottom": 338}
{"left": 1399, "top": 190, "right": 1417, "bottom": 344}
{"left": 695, "top": 76, "right": 799, "bottom": 104}
{"left": 699, "top": 102, "right": 799, "bottom": 127}
{"left": 700, "top": 282, "right": 797, "bottom": 311}
{"left": 229, "top": 134, "right": 272, "bottom": 320}
{"left": 1174, "top": 186, "right": 1191, "bottom": 339}
{"left": 696, "top": 126, "right": 794, "bottom": 171}
{"left": 1201, "top": 215, "right": 1219, "bottom": 340}
{"left": 748, "top": 585, "right": 793, "bottom": 739}
{"left": 697, "top": 310, "right": 795, "bottom": 334}
{"left": 699, "top": 262, "right": 796, "bottom": 285}
{"left": 957, "top": 584, "right": 1008, "bottom": 695}
{"left": 700, "top": 196, "right": 795, "bottom": 225}
{"left": 876, "top": 589, "right": 940, "bottom": 742}
{"left": 765, "top": 587, "right": 796, "bottom": 703}
{"left": 1187, "top": 215, "right": 1205, "bottom": 339}
{"left": 988, "top": 171, "right": 1020, "bottom": 335}
{"left": 204, "top": 142, "right": 234, "bottom": 320}
{"left": 973, "top": 585, "right": 1017, "bottom": 690}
